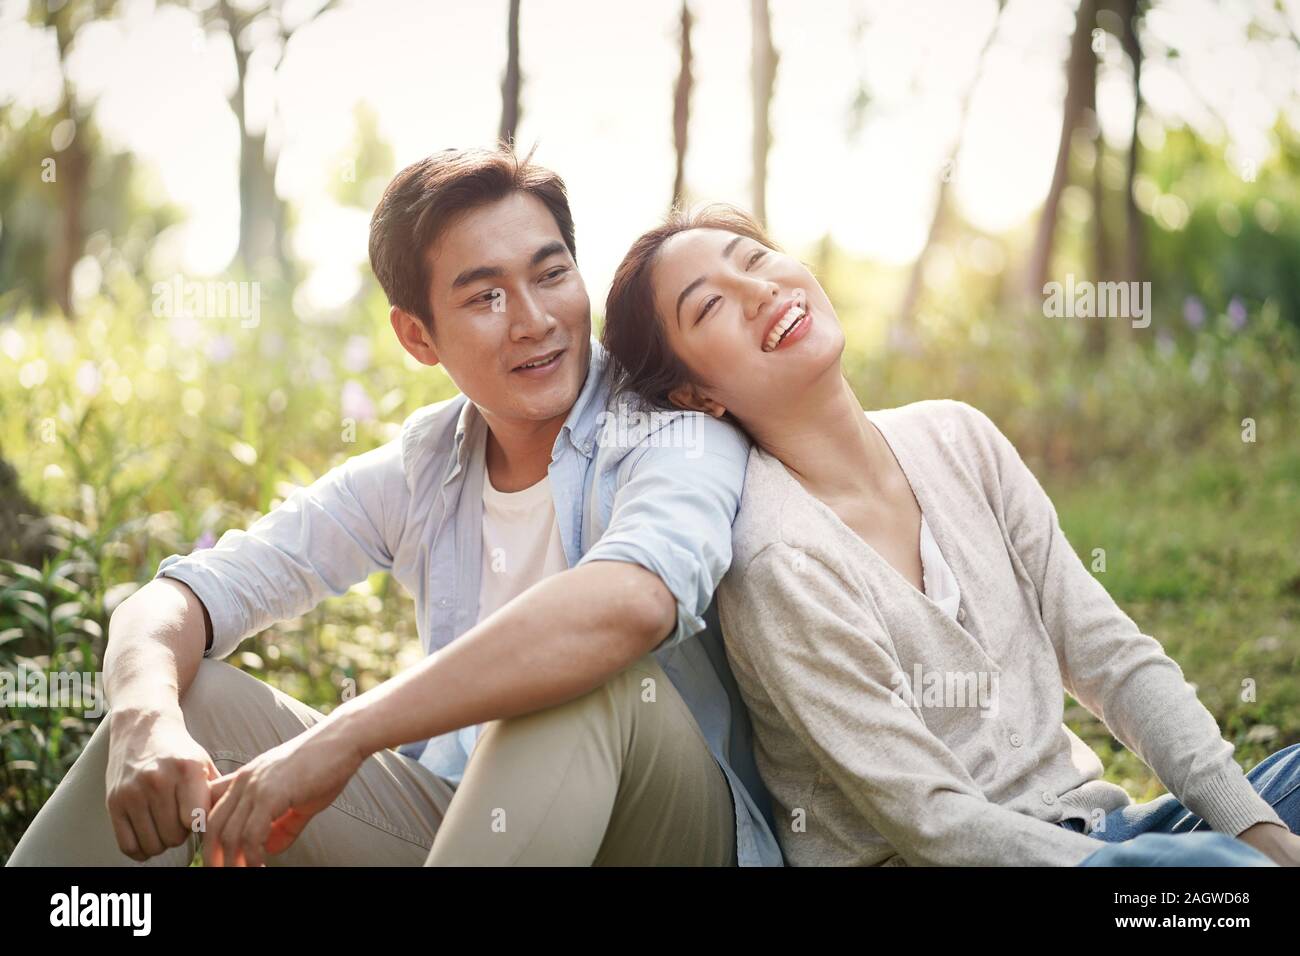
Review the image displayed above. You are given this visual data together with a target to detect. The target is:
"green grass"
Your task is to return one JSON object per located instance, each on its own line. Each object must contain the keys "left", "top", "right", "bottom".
{"left": 1050, "top": 435, "right": 1300, "bottom": 796}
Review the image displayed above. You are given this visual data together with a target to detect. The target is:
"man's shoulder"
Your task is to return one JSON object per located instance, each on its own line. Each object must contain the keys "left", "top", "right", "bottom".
{"left": 595, "top": 396, "right": 750, "bottom": 467}
{"left": 728, "top": 446, "right": 799, "bottom": 572}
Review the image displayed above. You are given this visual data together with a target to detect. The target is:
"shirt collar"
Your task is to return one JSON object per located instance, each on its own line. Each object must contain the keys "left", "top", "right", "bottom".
{"left": 442, "top": 336, "right": 608, "bottom": 487}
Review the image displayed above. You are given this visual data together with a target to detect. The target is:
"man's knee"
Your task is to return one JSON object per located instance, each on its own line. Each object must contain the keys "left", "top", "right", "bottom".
{"left": 474, "top": 656, "right": 681, "bottom": 761}
{"left": 175, "top": 658, "right": 270, "bottom": 755}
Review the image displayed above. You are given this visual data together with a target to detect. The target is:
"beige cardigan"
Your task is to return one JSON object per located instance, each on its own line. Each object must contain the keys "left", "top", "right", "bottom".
{"left": 717, "top": 399, "right": 1283, "bottom": 866}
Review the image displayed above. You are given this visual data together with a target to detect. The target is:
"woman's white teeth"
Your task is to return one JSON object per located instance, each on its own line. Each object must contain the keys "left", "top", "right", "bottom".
{"left": 763, "top": 305, "right": 806, "bottom": 352}
{"left": 520, "top": 353, "right": 558, "bottom": 369}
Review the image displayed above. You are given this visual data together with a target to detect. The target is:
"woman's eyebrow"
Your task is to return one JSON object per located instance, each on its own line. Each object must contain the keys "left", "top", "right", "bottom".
{"left": 675, "top": 235, "right": 748, "bottom": 328}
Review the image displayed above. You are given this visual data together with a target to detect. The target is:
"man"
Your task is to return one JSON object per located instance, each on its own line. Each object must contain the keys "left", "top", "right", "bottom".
{"left": 8, "top": 145, "right": 782, "bottom": 867}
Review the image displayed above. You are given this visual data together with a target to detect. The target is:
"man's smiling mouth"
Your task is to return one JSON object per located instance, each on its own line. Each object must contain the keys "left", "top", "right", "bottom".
{"left": 512, "top": 348, "right": 565, "bottom": 372}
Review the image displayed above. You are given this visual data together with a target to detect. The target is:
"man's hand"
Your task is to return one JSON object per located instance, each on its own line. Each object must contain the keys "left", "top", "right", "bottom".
{"left": 105, "top": 706, "right": 220, "bottom": 862}
{"left": 1238, "top": 821, "right": 1300, "bottom": 866}
{"left": 203, "top": 716, "right": 364, "bottom": 867}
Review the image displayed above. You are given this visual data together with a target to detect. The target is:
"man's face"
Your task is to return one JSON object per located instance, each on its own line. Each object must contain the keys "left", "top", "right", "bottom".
{"left": 397, "top": 191, "right": 592, "bottom": 430}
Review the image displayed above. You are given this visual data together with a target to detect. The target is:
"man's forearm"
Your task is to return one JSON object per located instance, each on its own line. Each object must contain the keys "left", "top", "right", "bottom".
{"left": 333, "top": 560, "right": 676, "bottom": 760}
{"left": 103, "top": 577, "right": 210, "bottom": 716}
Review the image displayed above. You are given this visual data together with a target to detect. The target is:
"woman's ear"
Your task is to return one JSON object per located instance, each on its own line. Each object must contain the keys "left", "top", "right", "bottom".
{"left": 667, "top": 382, "right": 728, "bottom": 419}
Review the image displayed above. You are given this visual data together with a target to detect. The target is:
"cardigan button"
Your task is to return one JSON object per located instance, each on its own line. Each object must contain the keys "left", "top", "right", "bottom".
{"left": 957, "top": 607, "right": 966, "bottom": 623}
{"left": 1009, "top": 732, "right": 1023, "bottom": 747}
{"left": 1041, "top": 790, "right": 1057, "bottom": 805}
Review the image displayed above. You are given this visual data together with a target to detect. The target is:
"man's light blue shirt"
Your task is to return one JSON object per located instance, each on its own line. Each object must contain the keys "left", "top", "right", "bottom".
{"left": 154, "top": 338, "right": 783, "bottom": 866}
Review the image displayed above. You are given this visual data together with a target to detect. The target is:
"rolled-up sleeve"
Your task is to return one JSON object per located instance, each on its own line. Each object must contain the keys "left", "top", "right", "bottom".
{"left": 154, "top": 439, "right": 409, "bottom": 661}
{"left": 576, "top": 413, "right": 750, "bottom": 653}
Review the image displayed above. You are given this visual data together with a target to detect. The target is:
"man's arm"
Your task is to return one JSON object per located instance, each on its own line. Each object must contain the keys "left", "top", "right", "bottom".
{"left": 104, "top": 577, "right": 210, "bottom": 713}
{"left": 333, "top": 412, "right": 746, "bottom": 759}
{"left": 151, "top": 440, "right": 407, "bottom": 662}
{"left": 717, "top": 544, "right": 1108, "bottom": 866}
{"left": 99, "top": 576, "right": 219, "bottom": 861}
{"left": 960, "top": 401, "right": 1287, "bottom": 838}
{"left": 337, "top": 561, "right": 674, "bottom": 756}
{"left": 99, "top": 438, "right": 406, "bottom": 860}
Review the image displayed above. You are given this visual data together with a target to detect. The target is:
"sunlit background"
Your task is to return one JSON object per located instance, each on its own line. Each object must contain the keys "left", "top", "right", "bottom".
{"left": 2, "top": 0, "right": 1298, "bottom": 862}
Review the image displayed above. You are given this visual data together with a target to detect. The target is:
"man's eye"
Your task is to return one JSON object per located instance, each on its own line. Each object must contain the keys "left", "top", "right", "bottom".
{"left": 542, "top": 266, "right": 567, "bottom": 282}
{"left": 746, "top": 249, "right": 767, "bottom": 269}
{"left": 473, "top": 290, "right": 499, "bottom": 306}
{"left": 698, "top": 295, "right": 720, "bottom": 323}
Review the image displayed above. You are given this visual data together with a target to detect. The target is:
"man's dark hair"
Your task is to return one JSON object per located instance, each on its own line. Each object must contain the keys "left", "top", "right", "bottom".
{"left": 368, "top": 144, "right": 577, "bottom": 332}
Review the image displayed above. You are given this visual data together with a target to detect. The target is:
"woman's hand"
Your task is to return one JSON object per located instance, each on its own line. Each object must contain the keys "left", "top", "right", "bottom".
{"left": 1237, "top": 821, "right": 1300, "bottom": 866}
{"left": 203, "top": 716, "right": 365, "bottom": 867}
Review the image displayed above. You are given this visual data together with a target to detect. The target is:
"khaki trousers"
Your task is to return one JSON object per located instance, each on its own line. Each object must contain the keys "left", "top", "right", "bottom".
{"left": 7, "top": 655, "right": 736, "bottom": 866}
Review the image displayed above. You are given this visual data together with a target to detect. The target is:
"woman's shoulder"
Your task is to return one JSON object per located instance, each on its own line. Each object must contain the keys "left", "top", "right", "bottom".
{"left": 730, "top": 400, "right": 1010, "bottom": 565}
{"left": 867, "top": 398, "right": 993, "bottom": 447}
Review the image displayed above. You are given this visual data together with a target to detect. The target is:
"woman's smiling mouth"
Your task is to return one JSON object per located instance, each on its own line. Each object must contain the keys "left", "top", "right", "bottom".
{"left": 762, "top": 303, "right": 810, "bottom": 352}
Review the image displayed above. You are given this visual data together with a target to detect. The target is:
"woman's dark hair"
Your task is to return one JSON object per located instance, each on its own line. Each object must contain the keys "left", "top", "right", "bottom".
{"left": 601, "top": 203, "right": 779, "bottom": 412}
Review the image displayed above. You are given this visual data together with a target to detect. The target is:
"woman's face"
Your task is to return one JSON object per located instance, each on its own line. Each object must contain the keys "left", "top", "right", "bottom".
{"left": 651, "top": 227, "right": 844, "bottom": 425}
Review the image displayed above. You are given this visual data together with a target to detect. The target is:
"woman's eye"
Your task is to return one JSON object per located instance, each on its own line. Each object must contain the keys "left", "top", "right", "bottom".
{"left": 698, "top": 295, "right": 720, "bottom": 323}
{"left": 746, "top": 249, "right": 767, "bottom": 268}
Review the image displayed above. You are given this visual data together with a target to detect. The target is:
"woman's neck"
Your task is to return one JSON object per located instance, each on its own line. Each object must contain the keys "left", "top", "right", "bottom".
{"left": 746, "top": 372, "right": 895, "bottom": 502}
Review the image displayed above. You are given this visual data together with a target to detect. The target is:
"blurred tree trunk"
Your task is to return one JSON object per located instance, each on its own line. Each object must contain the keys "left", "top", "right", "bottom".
{"left": 1088, "top": 123, "right": 1108, "bottom": 355}
{"left": 499, "top": 0, "right": 522, "bottom": 145}
{"left": 0, "top": 453, "right": 53, "bottom": 568}
{"left": 1025, "top": 0, "right": 1097, "bottom": 299}
{"left": 210, "top": 0, "right": 338, "bottom": 278}
{"left": 1119, "top": 0, "right": 1145, "bottom": 286}
{"left": 42, "top": 2, "right": 94, "bottom": 320}
{"left": 750, "top": 0, "right": 777, "bottom": 225}
{"left": 898, "top": 0, "right": 1005, "bottom": 329}
{"left": 670, "top": 2, "right": 694, "bottom": 209}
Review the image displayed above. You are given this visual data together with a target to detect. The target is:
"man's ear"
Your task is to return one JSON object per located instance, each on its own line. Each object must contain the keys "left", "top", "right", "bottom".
{"left": 667, "top": 381, "right": 727, "bottom": 419}
{"left": 390, "top": 306, "right": 440, "bottom": 368}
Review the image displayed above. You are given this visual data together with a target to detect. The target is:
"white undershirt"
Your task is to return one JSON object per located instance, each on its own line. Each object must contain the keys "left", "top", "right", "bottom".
{"left": 919, "top": 514, "right": 961, "bottom": 620}
{"left": 452, "top": 471, "right": 568, "bottom": 759}
{"left": 478, "top": 471, "right": 570, "bottom": 619}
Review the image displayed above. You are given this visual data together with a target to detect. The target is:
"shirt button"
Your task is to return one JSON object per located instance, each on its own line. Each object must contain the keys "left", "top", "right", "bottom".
{"left": 1041, "top": 790, "right": 1057, "bottom": 805}
{"left": 1009, "top": 732, "right": 1023, "bottom": 747}
{"left": 437, "top": 598, "right": 449, "bottom": 609}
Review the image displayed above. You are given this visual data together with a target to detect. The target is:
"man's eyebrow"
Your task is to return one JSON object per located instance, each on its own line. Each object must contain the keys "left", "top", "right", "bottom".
{"left": 450, "top": 241, "right": 569, "bottom": 291}
{"left": 530, "top": 240, "right": 568, "bottom": 267}
{"left": 451, "top": 264, "right": 503, "bottom": 290}
{"left": 674, "top": 235, "right": 748, "bottom": 329}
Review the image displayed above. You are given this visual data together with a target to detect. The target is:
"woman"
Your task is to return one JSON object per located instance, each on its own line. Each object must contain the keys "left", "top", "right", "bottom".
{"left": 599, "top": 203, "right": 1300, "bottom": 867}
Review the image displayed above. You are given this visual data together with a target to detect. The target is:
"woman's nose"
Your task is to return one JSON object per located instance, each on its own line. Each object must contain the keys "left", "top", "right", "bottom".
{"left": 746, "top": 281, "right": 779, "bottom": 320}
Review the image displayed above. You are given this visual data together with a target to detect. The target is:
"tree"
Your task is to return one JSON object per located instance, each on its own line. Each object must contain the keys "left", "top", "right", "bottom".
{"left": 670, "top": 2, "right": 694, "bottom": 209}
{"left": 898, "top": 0, "right": 1007, "bottom": 329}
{"left": 499, "top": 0, "right": 522, "bottom": 145}
{"left": 749, "top": 0, "right": 777, "bottom": 225}
{"left": 1025, "top": 0, "right": 1098, "bottom": 300}
{"left": 193, "top": 0, "right": 341, "bottom": 278}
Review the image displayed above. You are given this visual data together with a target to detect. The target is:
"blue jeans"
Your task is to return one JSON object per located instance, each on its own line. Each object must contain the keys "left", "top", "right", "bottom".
{"left": 1066, "top": 743, "right": 1300, "bottom": 866}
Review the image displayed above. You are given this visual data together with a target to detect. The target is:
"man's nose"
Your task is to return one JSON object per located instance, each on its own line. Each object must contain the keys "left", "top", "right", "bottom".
{"left": 510, "top": 288, "right": 554, "bottom": 337}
